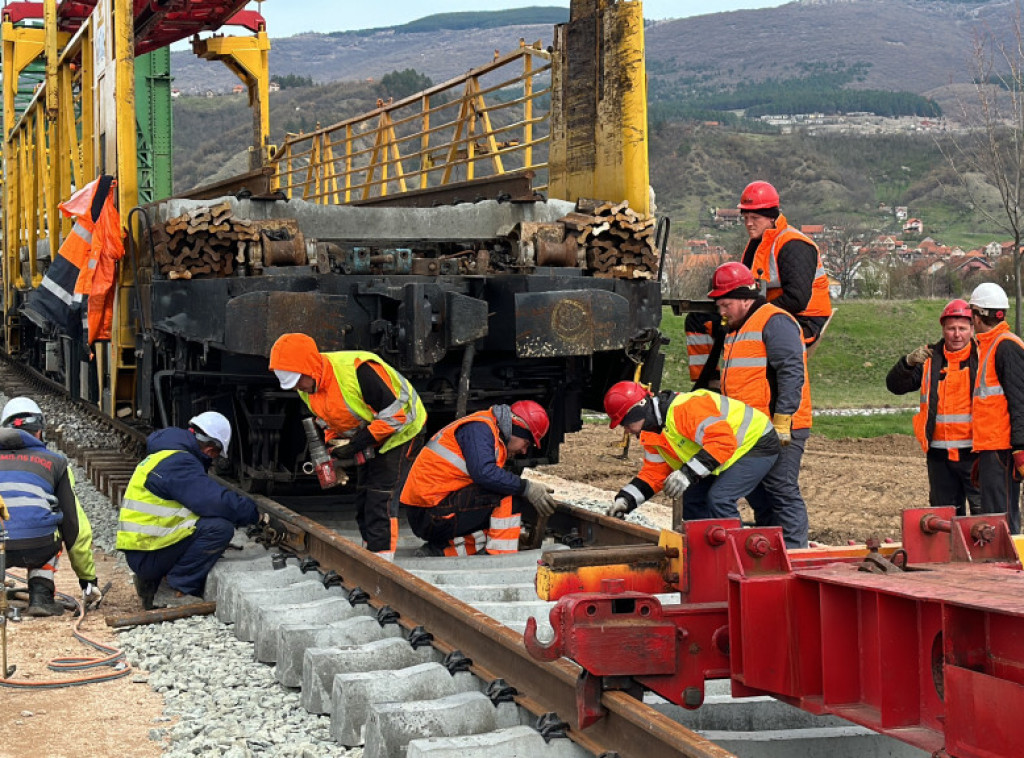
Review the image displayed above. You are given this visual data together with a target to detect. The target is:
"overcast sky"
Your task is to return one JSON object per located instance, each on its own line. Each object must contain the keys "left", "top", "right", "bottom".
{"left": 242, "top": 1, "right": 789, "bottom": 38}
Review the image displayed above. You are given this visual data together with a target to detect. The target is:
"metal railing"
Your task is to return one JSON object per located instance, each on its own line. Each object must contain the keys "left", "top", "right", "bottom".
{"left": 270, "top": 41, "right": 552, "bottom": 203}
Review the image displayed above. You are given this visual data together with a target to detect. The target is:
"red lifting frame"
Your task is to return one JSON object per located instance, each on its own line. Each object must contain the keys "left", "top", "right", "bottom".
{"left": 526, "top": 508, "right": 1024, "bottom": 758}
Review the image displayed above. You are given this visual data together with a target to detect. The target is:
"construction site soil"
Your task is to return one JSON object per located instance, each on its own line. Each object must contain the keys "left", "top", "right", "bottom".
{"left": 0, "top": 429, "right": 925, "bottom": 757}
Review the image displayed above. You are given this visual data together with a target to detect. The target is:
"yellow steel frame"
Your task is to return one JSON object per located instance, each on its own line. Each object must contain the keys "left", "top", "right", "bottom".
{"left": 272, "top": 41, "right": 553, "bottom": 203}
{"left": 192, "top": 30, "right": 272, "bottom": 169}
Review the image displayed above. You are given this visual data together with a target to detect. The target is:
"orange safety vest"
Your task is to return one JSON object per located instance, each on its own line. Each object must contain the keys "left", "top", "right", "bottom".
{"left": 720, "top": 303, "right": 812, "bottom": 430}
{"left": 686, "top": 317, "right": 717, "bottom": 383}
{"left": 401, "top": 409, "right": 521, "bottom": 555}
{"left": 912, "top": 342, "right": 974, "bottom": 458}
{"left": 749, "top": 214, "right": 832, "bottom": 322}
{"left": 632, "top": 430, "right": 683, "bottom": 496}
{"left": 973, "top": 323, "right": 1024, "bottom": 451}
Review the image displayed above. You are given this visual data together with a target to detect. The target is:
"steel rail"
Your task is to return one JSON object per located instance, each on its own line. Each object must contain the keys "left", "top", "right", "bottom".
{"left": 253, "top": 493, "right": 735, "bottom": 758}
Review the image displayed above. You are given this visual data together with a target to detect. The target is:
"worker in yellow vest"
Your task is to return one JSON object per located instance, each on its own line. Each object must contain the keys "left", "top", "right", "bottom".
{"left": 604, "top": 382, "right": 779, "bottom": 522}
{"left": 269, "top": 334, "right": 427, "bottom": 560}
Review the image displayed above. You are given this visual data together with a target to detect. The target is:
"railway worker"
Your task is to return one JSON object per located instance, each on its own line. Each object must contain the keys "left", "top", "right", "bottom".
{"left": 269, "top": 334, "right": 427, "bottom": 561}
{"left": 0, "top": 397, "right": 100, "bottom": 616}
{"left": 117, "top": 412, "right": 260, "bottom": 609}
{"left": 399, "top": 401, "right": 556, "bottom": 556}
{"left": 886, "top": 298, "right": 980, "bottom": 516}
{"left": 603, "top": 382, "right": 779, "bottom": 523}
{"left": 707, "top": 262, "right": 811, "bottom": 548}
{"left": 967, "top": 283, "right": 1024, "bottom": 534}
{"left": 737, "top": 180, "right": 833, "bottom": 346}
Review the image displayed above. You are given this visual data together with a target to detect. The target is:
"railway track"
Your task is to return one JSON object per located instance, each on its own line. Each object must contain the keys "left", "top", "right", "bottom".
{"left": 0, "top": 357, "right": 733, "bottom": 758}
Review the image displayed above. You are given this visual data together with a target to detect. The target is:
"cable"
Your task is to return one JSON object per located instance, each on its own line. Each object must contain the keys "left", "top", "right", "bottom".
{"left": 0, "top": 571, "right": 133, "bottom": 689}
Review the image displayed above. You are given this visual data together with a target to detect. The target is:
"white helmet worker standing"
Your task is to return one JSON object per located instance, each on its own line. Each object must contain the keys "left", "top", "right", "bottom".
{"left": 968, "top": 280, "right": 1024, "bottom": 536}
{"left": 188, "top": 411, "right": 232, "bottom": 458}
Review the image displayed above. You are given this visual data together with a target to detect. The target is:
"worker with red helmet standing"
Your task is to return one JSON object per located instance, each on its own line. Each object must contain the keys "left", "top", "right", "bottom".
{"left": 738, "top": 180, "right": 833, "bottom": 345}
{"left": 400, "top": 401, "right": 555, "bottom": 556}
{"left": 886, "top": 299, "right": 979, "bottom": 516}
{"left": 968, "top": 283, "right": 1024, "bottom": 533}
{"left": 707, "top": 261, "right": 811, "bottom": 548}
{"left": 603, "top": 382, "right": 779, "bottom": 522}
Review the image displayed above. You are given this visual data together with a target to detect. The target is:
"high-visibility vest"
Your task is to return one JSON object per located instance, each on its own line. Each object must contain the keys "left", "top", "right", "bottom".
{"left": 721, "top": 303, "right": 812, "bottom": 430}
{"left": 115, "top": 450, "right": 198, "bottom": 551}
{"left": 402, "top": 410, "right": 506, "bottom": 507}
{"left": 973, "top": 323, "right": 1024, "bottom": 451}
{"left": 749, "top": 214, "right": 832, "bottom": 321}
{"left": 686, "top": 317, "right": 717, "bottom": 382}
{"left": 299, "top": 351, "right": 426, "bottom": 453}
{"left": 662, "top": 390, "right": 770, "bottom": 475}
{"left": 912, "top": 342, "right": 974, "bottom": 456}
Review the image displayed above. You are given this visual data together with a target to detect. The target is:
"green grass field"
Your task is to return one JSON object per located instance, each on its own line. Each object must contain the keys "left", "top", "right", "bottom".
{"left": 657, "top": 299, "right": 1015, "bottom": 438}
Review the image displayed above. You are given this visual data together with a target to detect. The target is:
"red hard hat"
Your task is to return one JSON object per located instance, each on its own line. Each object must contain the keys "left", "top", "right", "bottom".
{"left": 940, "top": 298, "right": 972, "bottom": 323}
{"left": 509, "top": 400, "right": 550, "bottom": 446}
{"left": 738, "top": 180, "right": 780, "bottom": 210}
{"left": 708, "top": 261, "right": 757, "bottom": 298}
{"left": 603, "top": 381, "right": 650, "bottom": 429}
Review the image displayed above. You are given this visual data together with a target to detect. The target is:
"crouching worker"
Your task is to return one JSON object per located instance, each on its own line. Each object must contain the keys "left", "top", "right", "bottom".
{"left": 0, "top": 397, "right": 99, "bottom": 616}
{"left": 400, "top": 401, "right": 556, "bottom": 556}
{"left": 117, "top": 412, "right": 260, "bottom": 609}
{"left": 603, "top": 382, "right": 779, "bottom": 522}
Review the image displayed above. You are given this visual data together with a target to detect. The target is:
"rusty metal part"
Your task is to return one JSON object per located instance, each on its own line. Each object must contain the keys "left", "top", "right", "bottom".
{"left": 350, "top": 171, "right": 537, "bottom": 208}
{"left": 251, "top": 492, "right": 729, "bottom": 758}
{"left": 175, "top": 167, "right": 278, "bottom": 201}
{"left": 537, "top": 232, "right": 581, "bottom": 267}
{"left": 258, "top": 220, "right": 307, "bottom": 266}
{"left": 105, "top": 601, "right": 217, "bottom": 628}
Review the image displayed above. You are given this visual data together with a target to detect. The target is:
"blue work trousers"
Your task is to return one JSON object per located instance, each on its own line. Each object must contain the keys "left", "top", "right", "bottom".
{"left": 977, "top": 449, "right": 1021, "bottom": 535}
{"left": 746, "top": 436, "right": 809, "bottom": 549}
{"left": 123, "top": 517, "right": 235, "bottom": 597}
{"left": 683, "top": 452, "right": 778, "bottom": 522}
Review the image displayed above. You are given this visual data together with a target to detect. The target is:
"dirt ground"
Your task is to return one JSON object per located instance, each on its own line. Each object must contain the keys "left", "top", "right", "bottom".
{"left": 539, "top": 425, "right": 928, "bottom": 545}
{"left": 0, "top": 427, "right": 926, "bottom": 757}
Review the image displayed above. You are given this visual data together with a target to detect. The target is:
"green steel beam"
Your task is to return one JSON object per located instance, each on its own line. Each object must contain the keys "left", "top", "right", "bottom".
{"left": 134, "top": 48, "right": 172, "bottom": 202}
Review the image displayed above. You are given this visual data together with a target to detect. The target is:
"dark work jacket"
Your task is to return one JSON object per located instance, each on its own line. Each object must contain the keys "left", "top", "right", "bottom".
{"left": 453, "top": 422, "right": 526, "bottom": 497}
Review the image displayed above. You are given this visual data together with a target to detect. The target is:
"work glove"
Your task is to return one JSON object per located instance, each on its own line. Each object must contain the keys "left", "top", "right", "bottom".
{"left": 80, "top": 580, "right": 103, "bottom": 610}
{"left": 606, "top": 497, "right": 631, "bottom": 519}
{"left": 523, "top": 479, "right": 557, "bottom": 518}
{"left": 1014, "top": 451, "right": 1024, "bottom": 481}
{"left": 328, "top": 440, "right": 357, "bottom": 460}
{"left": 772, "top": 413, "right": 793, "bottom": 447}
{"left": 663, "top": 469, "right": 692, "bottom": 499}
{"left": 906, "top": 345, "right": 931, "bottom": 367}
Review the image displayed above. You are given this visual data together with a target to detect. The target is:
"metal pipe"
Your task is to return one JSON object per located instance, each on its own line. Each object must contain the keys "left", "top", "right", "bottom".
{"left": 455, "top": 343, "right": 476, "bottom": 418}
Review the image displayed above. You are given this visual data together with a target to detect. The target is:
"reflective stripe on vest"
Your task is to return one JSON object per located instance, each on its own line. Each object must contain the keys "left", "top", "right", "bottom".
{"left": 972, "top": 324, "right": 1024, "bottom": 450}
{"left": 751, "top": 216, "right": 832, "bottom": 319}
{"left": 913, "top": 342, "right": 974, "bottom": 453}
{"left": 115, "top": 450, "right": 198, "bottom": 551}
{"left": 662, "top": 390, "right": 770, "bottom": 475}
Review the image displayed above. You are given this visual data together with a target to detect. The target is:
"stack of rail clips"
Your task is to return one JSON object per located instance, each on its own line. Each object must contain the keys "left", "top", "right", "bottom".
{"left": 560, "top": 198, "right": 658, "bottom": 279}
{"left": 154, "top": 203, "right": 307, "bottom": 279}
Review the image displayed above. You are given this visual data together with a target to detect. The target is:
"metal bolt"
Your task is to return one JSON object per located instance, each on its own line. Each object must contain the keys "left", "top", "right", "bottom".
{"left": 745, "top": 533, "right": 771, "bottom": 558}
{"left": 705, "top": 525, "right": 728, "bottom": 546}
{"left": 682, "top": 686, "right": 703, "bottom": 707}
{"left": 971, "top": 522, "right": 996, "bottom": 547}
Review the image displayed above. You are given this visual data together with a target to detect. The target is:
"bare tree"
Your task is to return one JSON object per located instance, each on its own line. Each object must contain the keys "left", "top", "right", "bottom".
{"left": 822, "top": 215, "right": 875, "bottom": 299}
{"left": 938, "top": 2, "right": 1024, "bottom": 333}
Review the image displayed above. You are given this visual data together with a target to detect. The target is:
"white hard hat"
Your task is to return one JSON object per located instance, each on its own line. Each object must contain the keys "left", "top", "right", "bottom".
{"left": 0, "top": 397, "right": 43, "bottom": 429}
{"left": 274, "top": 369, "right": 301, "bottom": 390}
{"left": 189, "top": 411, "right": 232, "bottom": 458}
{"left": 969, "top": 282, "right": 1010, "bottom": 312}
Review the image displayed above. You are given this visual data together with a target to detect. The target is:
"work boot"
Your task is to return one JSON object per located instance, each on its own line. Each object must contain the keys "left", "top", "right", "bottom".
{"left": 132, "top": 574, "right": 161, "bottom": 611}
{"left": 25, "top": 577, "right": 64, "bottom": 617}
{"left": 413, "top": 542, "right": 446, "bottom": 558}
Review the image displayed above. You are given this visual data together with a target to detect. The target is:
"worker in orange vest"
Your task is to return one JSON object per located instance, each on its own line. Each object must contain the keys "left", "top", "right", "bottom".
{"left": 604, "top": 382, "right": 779, "bottom": 522}
{"left": 400, "top": 401, "right": 555, "bottom": 556}
{"left": 968, "top": 283, "right": 1024, "bottom": 533}
{"left": 708, "top": 262, "right": 811, "bottom": 548}
{"left": 269, "top": 334, "right": 427, "bottom": 560}
{"left": 886, "top": 298, "right": 979, "bottom": 516}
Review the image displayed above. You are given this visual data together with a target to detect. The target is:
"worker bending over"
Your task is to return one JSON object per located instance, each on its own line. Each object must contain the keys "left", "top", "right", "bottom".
{"left": 0, "top": 397, "right": 99, "bottom": 616}
{"left": 968, "top": 283, "right": 1024, "bottom": 533}
{"left": 709, "top": 262, "right": 811, "bottom": 548}
{"left": 117, "top": 412, "right": 260, "bottom": 609}
{"left": 400, "top": 401, "right": 556, "bottom": 556}
{"left": 604, "top": 382, "right": 779, "bottom": 522}
{"left": 269, "top": 334, "right": 427, "bottom": 560}
{"left": 886, "top": 299, "right": 979, "bottom": 516}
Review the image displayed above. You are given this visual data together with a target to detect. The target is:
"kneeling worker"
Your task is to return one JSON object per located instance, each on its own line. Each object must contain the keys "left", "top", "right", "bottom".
{"left": 117, "top": 412, "right": 260, "bottom": 609}
{"left": 0, "top": 397, "right": 100, "bottom": 616}
{"left": 400, "top": 401, "right": 556, "bottom": 556}
{"left": 269, "top": 333, "right": 427, "bottom": 560}
{"left": 604, "top": 382, "right": 779, "bottom": 522}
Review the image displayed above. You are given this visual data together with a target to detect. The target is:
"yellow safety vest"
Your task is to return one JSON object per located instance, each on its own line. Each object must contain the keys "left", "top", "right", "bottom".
{"left": 115, "top": 450, "right": 198, "bottom": 551}
{"left": 662, "top": 390, "right": 770, "bottom": 474}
